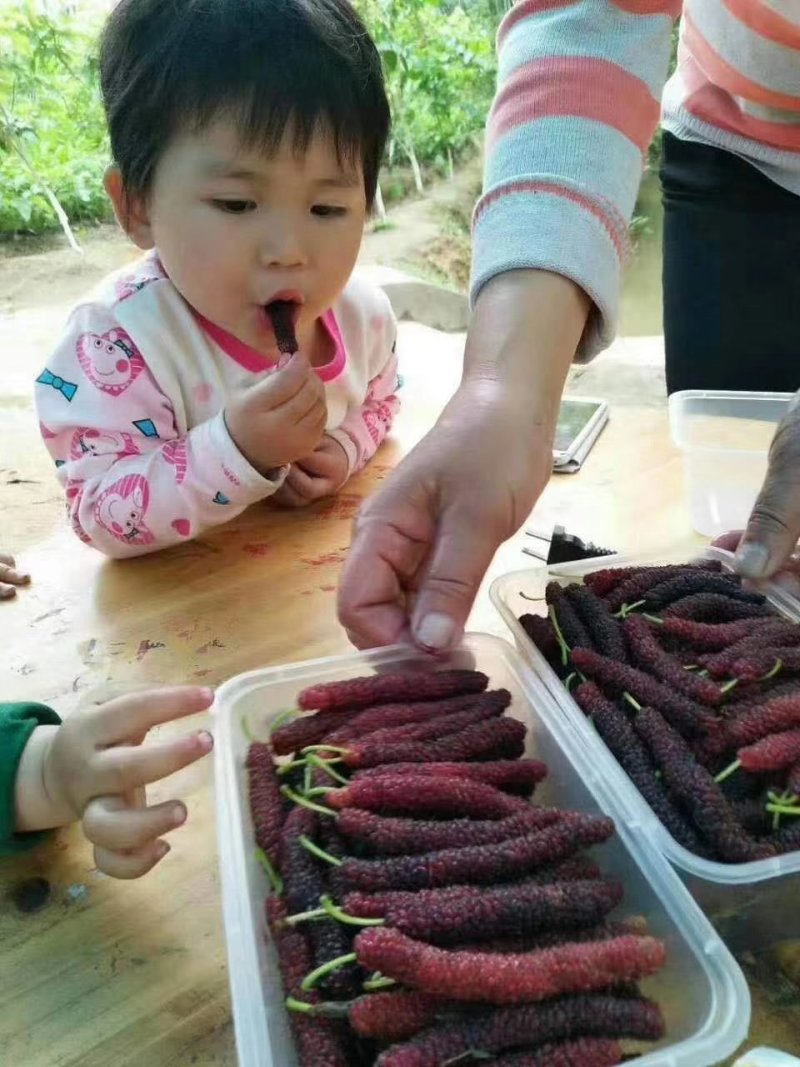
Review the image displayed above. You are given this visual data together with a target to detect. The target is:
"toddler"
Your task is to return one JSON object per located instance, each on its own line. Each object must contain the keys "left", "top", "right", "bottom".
{"left": 36, "top": 0, "right": 398, "bottom": 556}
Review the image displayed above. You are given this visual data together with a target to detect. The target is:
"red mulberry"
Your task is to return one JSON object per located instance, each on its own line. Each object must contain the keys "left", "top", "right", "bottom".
{"left": 355, "top": 926, "right": 665, "bottom": 1003}
{"left": 374, "top": 994, "right": 665, "bottom": 1066}
{"left": 298, "top": 669, "right": 488, "bottom": 711}
{"left": 339, "top": 814, "right": 615, "bottom": 892}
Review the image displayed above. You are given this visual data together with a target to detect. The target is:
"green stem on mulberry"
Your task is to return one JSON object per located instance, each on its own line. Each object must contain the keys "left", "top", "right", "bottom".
{"left": 284, "top": 906, "right": 328, "bottom": 926}
{"left": 720, "top": 679, "right": 739, "bottom": 695}
{"left": 268, "top": 708, "right": 299, "bottom": 736}
{"left": 281, "top": 784, "right": 336, "bottom": 817}
{"left": 643, "top": 613, "right": 664, "bottom": 626}
{"left": 307, "top": 753, "right": 349, "bottom": 785}
{"left": 623, "top": 692, "right": 642, "bottom": 712}
{"left": 564, "top": 672, "right": 577, "bottom": 692}
{"left": 766, "top": 803, "right": 800, "bottom": 818}
{"left": 301, "top": 744, "right": 352, "bottom": 757}
{"left": 285, "top": 996, "right": 315, "bottom": 1014}
{"left": 761, "top": 659, "right": 783, "bottom": 681}
{"left": 301, "top": 952, "right": 358, "bottom": 992}
{"left": 254, "top": 846, "right": 283, "bottom": 895}
{"left": 299, "top": 834, "right": 342, "bottom": 866}
{"left": 320, "top": 895, "right": 384, "bottom": 927}
{"left": 714, "top": 758, "right": 741, "bottom": 784}
{"left": 277, "top": 758, "right": 307, "bottom": 777}
{"left": 363, "top": 974, "right": 397, "bottom": 992}
{"left": 548, "top": 604, "right": 571, "bottom": 667}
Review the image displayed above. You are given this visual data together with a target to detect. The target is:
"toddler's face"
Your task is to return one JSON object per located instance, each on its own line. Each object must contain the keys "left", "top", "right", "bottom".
{"left": 122, "top": 118, "right": 367, "bottom": 357}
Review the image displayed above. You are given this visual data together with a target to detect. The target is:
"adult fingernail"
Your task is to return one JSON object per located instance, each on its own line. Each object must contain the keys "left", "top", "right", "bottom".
{"left": 736, "top": 542, "right": 770, "bottom": 579}
{"left": 199, "top": 687, "right": 214, "bottom": 703}
{"left": 414, "top": 613, "right": 457, "bottom": 652}
{"left": 171, "top": 804, "right": 186, "bottom": 827}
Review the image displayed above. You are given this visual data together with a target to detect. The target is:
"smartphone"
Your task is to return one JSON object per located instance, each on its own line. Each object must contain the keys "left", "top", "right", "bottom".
{"left": 552, "top": 397, "right": 609, "bottom": 470}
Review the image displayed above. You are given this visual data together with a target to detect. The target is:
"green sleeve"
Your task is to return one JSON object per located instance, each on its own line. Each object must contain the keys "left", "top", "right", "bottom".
{"left": 0, "top": 701, "right": 62, "bottom": 857}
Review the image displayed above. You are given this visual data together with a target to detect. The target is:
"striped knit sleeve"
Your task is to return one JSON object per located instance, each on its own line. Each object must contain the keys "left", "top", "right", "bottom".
{"left": 472, "top": 0, "right": 680, "bottom": 359}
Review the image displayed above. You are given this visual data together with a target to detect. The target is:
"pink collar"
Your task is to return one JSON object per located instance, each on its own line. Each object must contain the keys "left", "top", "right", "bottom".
{"left": 193, "top": 307, "right": 346, "bottom": 383}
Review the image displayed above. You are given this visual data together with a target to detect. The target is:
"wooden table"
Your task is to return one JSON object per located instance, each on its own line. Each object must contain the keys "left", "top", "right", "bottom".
{"left": 2, "top": 325, "right": 798, "bottom": 1064}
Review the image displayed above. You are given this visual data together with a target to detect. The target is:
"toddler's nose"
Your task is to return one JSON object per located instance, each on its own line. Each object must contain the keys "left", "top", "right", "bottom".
{"left": 260, "top": 217, "right": 306, "bottom": 269}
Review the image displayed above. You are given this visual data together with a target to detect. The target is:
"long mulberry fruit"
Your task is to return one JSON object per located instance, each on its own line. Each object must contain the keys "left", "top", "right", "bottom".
{"left": 569, "top": 648, "right": 715, "bottom": 736}
{"left": 573, "top": 682, "right": 707, "bottom": 854}
{"left": 634, "top": 707, "right": 773, "bottom": 862}
{"left": 345, "top": 877, "right": 623, "bottom": 944}
{"left": 642, "top": 574, "right": 764, "bottom": 612}
{"left": 338, "top": 814, "right": 615, "bottom": 892}
{"left": 374, "top": 994, "right": 665, "bottom": 1066}
{"left": 343, "top": 715, "right": 526, "bottom": 769}
{"left": 738, "top": 728, "right": 800, "bottom": 773}
{"left": 564, "top": 585, "right": 627, "bottom": 661}
{"left": 298, "top": 669, "right": 488, "bottom": 712}
{"left": 663, "top": 593, "right": 774, "bottom": 623}
{"left": 320, "top": 693, "right": 486, "bottom": 747}
{"left": 247, "top": 742, "right": 285, "bottom": 868}
{"left": 658, "top": 616, "right": 766, "bottom": 652}
{"left": 606, "top": 563, "right": 727, "bottom": 611}
{"left": 337, "top": 806, "right": 563, "bottom": 856}
{"left": 352, "top": 758, "right": 547, "bottom": 795}
{"left": 355, "top": 927, "right": 666, "bottom": 1004}
{"left": 266, "top": 896, "right": 350, "bottom": 1066}
{"left": 327, "top": 775, "right": 528, "bottom": 820}
{"left": 546, "top": 582, "right": 591, "bottom": 650}
{"left": 623, "top": 616, "right": 723, "bottom": 705}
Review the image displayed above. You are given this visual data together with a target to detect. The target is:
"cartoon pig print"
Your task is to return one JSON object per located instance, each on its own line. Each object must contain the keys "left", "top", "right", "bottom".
{"left": 76, "top": 329, "right": 145, "bottom": 397}
{"left": 94, "top": 473, "right": 155, "bottom": 546}
{"left": 70, "top": 427, "right": 140, "bottom": 461}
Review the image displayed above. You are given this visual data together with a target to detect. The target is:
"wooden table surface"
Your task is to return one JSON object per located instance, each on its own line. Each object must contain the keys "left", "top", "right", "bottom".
{"left": 2, "top": 324, "right": 798, "bottom": 1065}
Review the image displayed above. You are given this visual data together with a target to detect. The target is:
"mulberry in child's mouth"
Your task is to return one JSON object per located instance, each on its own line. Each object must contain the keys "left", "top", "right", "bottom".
{"left": 266, "top": 300, "right": 298, "bottom": 355}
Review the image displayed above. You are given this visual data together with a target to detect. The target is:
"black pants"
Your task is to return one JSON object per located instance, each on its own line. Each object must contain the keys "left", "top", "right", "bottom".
{"left": 661, "top": 131, "right": 800, "bottom": 395}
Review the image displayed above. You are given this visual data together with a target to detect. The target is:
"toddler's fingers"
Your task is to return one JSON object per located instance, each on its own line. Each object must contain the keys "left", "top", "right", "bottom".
{"left": 92, "top": 685, "right": 213, "bottom": 744}
{"left": 95, "top": 730, "right": 213, "bottom": 794}
{"left": 0, "top": 558, "right": 30, "bottom": 586}
{"left": 83, "top": 795, "right": 186, "bottom": 851}
{"left": 285, "top": 465, "right": 328, "bottom": 500}
{"left": 93, "top": 839, "right": 170, "bottom": 880}
{"left": 255, "top": 352, "right": 314, "bottom": 405}
{"left": 0, "top": 582, "right": 18, "bottom": 599}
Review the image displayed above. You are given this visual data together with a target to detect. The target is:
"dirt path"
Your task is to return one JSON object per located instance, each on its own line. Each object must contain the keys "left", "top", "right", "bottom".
{"left": 0, "top": 162, "right": 482, "bottom": 554}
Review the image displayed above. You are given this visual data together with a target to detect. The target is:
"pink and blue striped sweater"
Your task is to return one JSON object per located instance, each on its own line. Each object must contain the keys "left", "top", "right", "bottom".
{"left": 473, "top": 1, "right": 800, "bottom": 355}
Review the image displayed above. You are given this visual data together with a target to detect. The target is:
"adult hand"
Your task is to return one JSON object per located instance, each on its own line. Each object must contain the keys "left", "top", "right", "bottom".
{"left": 733, "top": 391, "right": 800, "bottom": 589}
{"left": 338, "top": 269, "right": 590, "bottom": 651}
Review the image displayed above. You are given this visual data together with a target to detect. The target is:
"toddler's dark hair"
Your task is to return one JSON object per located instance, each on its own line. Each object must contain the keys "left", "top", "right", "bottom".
{"left": 99, "top": 0, "right": 390, "bottom": 208}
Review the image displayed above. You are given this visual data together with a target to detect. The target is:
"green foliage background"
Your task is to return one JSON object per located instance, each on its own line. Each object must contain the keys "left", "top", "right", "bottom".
{"left": 0, "top": 2, "right": 678, "bottom": 237}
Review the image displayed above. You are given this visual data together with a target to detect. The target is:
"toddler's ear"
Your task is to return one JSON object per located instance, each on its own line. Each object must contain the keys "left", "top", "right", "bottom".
{"left": 104, "top": 164, "right": 154, "bottom": 250}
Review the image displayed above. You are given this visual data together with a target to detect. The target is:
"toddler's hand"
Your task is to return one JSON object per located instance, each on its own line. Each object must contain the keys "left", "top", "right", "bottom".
{"left": 273, "top": 434, "right": 350, "bottom": 508}
{"left": 0, "top": 551, "right": 30, "bottom": 599}
{"left": 43, "top": 686, "right": 213, "bottom": 878}
{"left": 225, "top": 353, "right": 327, "bottom": 475}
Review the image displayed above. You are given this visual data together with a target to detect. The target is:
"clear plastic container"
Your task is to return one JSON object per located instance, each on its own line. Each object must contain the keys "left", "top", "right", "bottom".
{"left": 490, "top": 547, "right": 800, "bottom": 948}
{"left": 668, "top": 390, "right": 793, "bottom": 536}
{"left": 213, "top": 634, "right": 750, "bottom": 1067}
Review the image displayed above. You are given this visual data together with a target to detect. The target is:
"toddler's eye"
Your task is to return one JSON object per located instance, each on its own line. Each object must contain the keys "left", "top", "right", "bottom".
{"left": 212, "top": 199, "right": 257, "bottom": 214}
{"left": 312, "top": 204, "right": 347, "bottom": 218}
